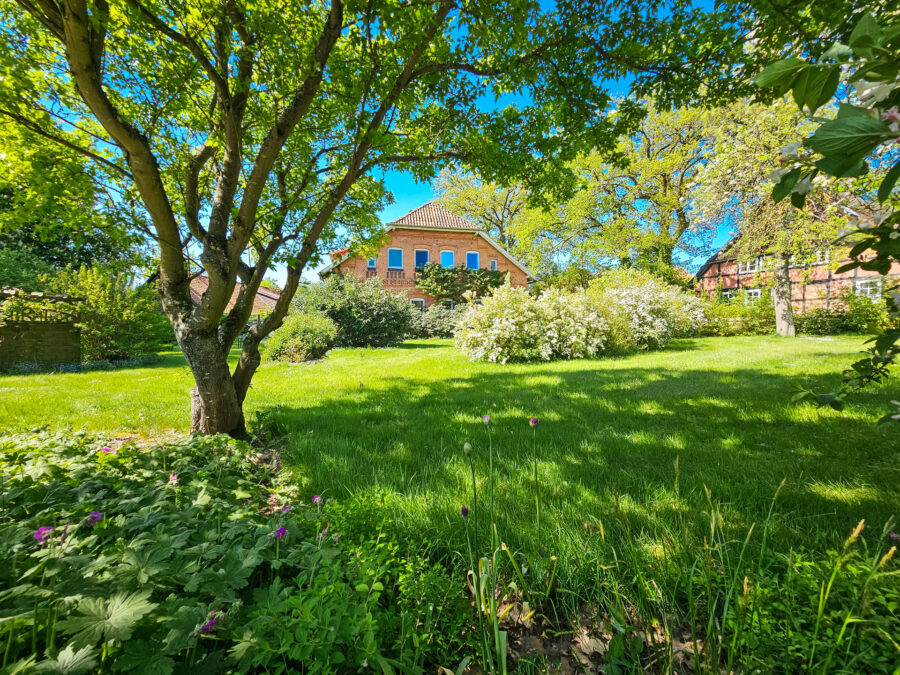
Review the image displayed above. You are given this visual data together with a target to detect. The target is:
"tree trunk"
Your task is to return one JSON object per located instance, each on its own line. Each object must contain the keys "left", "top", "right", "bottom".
{"left": 773, "top": 254, "right": 796, "bottom": 337}
{"left": 180, "top": 331, "right": 246, "bottom": 436}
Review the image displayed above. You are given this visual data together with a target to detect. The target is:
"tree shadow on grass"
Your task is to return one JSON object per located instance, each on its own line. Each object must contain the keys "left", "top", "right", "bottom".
{"left": 262, "top": 349, "right": 900, "bottom": 572}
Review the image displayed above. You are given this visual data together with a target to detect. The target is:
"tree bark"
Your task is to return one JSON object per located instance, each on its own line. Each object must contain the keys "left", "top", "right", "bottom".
{"left": 180, "top": 331, "right": 246, "bottom": 436}
{"left": 773, "top": 254, "right": 796, "bottom": 337}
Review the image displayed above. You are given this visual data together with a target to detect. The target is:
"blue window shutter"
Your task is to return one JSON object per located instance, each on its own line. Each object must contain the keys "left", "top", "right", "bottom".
{"left": 415, "top": 250, "right": 429, "bottom": 268}
{"left": 368, "top": 258, "right": 376, "bottom": 268}
{"left": 466, "top": 252, "right": 479, "bottom": 269}
{"left": 441, "top": 250, "right": 454, "bottom": 268}
{"left": 388, "top": 249, "right": 403, "bottom": 269}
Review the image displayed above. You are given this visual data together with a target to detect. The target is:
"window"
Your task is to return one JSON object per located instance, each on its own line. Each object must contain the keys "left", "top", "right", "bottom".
{"left": 466, "top": 251, "right": 480, "bottom": 269}
{"left": 440, "top": 299, "right": 455, "bottom": 309}
{"left": 737, "top": 258, "right": 759, "bottom": 274}
{"left": 720, "top": 289, "right": 736, "bottom": 301}
{"left": 814, "top": 249, "right": 830, "bottom": 265}
{"left": 410, "top": 298, "right": 426, "bottom": 312}
{"left": 490, "top": 259, "right": 498, "bottom": 271}
{"left": 387, "top": 248, "right": 403, "bottom": 269}
{"left": 414, "top": 249, "right": 429, "bottom": 269}
{"left": 856, "top": 279, "right": 881, "bottom": 299}
{"left": 367, "top": 257, "right": 376, "bottom": 269}
{"left": 744, "top": 288, "right": 762, "bottom": 304}
{"left": 440, "top": 250, "right": 455, "bottom": 268}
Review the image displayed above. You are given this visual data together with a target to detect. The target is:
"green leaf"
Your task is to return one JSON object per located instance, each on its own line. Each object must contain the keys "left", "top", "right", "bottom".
{"left": 814, "top": 155, "right": 868, "bottom": 178}
{"left": 755, "top": 58, "right": 805, "bottom": 91}
{"left": 836, "top": 104, "right": 872, "bottom": 120}
{"left": 772, "top": 168, "right": 801, "bottom": 203}
{"left": 849, "top": 13, "right": 883, "bottom": 49}
{"left": 57, "top": 591, "right": 157, "bottom": 647}
{"left": 790, "top": 191, "right": 807, "bottom": 209}
{"left": 34, "top": 643, "right": 97, "bottom": 674}
{"left": 792, "top": 66, "right": 841, "bottom": 113}
{"left": 877, "top": 161, "right": 900, "bottom": 202}
{"left": 822, "top": 42, "right": 854, "bottom": 60}
{"left": 806, "top": 116, "right": 893, "bottom": 158}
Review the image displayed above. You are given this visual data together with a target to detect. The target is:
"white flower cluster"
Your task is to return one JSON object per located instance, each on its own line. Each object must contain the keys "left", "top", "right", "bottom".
{"left": 455, "top": 272, "right": 704, "bottom": 363}
{"left": 454, "top": 285, "right": 606, "bottom": 363}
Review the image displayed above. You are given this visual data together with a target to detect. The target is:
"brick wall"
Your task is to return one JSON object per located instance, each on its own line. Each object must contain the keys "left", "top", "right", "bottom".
{"left": 696, "top": 253, "right": 900, "bottom": 311}
{"left": 0, "top": 322, "right": 81, "bottom": 371}
{"left": 335, "top": 228, "right": 529, "bottom": 306}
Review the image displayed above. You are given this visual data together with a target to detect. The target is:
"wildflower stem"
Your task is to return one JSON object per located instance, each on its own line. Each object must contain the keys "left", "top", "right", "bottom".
{"left": 463, "top": 517, "right": 490, "bottom": 670}
{"left": 467, "top": 453, "right": 479, "bottom": 558}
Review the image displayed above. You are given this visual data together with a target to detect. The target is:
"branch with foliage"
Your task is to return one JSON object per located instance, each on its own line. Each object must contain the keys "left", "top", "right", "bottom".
{"left": 755, "top": 11, "right": 900, "bottom": 419}
{"left": 0, "top": 0, "right": 760, "bottom": 435}
{"left": 414, "top": 262, "right": 505, "bottom": 303}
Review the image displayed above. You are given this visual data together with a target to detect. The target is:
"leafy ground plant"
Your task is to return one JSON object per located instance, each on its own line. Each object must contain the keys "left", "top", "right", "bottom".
{"left": 0, "top": 431, "right": 472, "bottom": 673}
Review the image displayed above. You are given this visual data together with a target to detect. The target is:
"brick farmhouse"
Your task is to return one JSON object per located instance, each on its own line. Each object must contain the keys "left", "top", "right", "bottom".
{"left": 320, "top": 201, "right": 534, "bottom": 309}
{"left": 695, "top": 236, "right": 900, "bottom": 311}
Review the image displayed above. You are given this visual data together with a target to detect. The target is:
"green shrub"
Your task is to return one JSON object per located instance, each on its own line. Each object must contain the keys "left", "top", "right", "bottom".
{"left": 701, "top": 291, "right": 776, "bottom": 336}
{"left": 294, "top": 275, "right": 414, "bottom": 348}
{"left": 44, "top": 266, "right": 172, "bottom": 361}
{"left": 0, "top": 247, "right": 54, "bottom": 291}
{"left": 261, "top": 311, "right": 336, "bottom": 362}
{"left": 414, "top": 262, "right": 505, "bottom": 303}
{"left": 410, "top": 303, "right": 466, "bottom": 338}
{"left": 586, "top": 268, "right": 706, "bottom": 351}
{"left": 0, "top": 431, "right": 472, "bottom": 673}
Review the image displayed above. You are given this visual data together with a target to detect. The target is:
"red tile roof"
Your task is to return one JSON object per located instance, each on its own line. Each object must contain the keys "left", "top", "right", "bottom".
{"left": 189, "top": 275, "right": 281, "bottom": 316}
{"left": 390, "top": 200, "right": 479, "bottom": 230}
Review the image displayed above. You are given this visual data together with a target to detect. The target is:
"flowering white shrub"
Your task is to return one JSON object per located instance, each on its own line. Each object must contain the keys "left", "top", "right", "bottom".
{"left": 454, "top": 285, "right": 607, "bottom": 363}
{"left": 586, "top": 268, "right": 705, "bottom": 351}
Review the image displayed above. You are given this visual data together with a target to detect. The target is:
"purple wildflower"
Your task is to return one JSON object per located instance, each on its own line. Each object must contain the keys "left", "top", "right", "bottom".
{"left": 529, "top": 417, "right": 539, "bottom": 428}
{"left": 33, "top": 526, "right": 52, "bottom": 543}
{"left": 99, "top": 446, "right": 115, "bottom": 454}
{"left": 316, "top": 524, "right": 331, "bottom": 541}
{"left": 482, "top": 414, "right": 491, "bottom": 426}
{"left": 200, "top": 617, "right": 218, "bottom": 634}
{"left": 168, "top": 472, "right": 178, "bottom": 486}
{"left": 88, "top": 511, "right": 102, "bottom": 525}
{"left": 282, "top": 505, "right": 291, "bottom": 513}
{"left": 312, "top": 494, "right": 322, "bottom": 506}
{"left": 461, "top": 506, "right": 469, "bottom": 518}
{"left": 890, "top": 532, "right": 900, "bottom": 543}
{"left": 274, "top": 526, "right": 287, "bottom": 539}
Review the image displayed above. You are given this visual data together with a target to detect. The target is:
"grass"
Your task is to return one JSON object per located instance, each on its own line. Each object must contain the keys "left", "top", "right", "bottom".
{"left": 3, "top": 335, "right": 899, "bottom": 669}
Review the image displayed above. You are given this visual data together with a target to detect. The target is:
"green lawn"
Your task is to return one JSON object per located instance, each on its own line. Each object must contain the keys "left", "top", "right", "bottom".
{"left": 3, "top": 335, "right": 899, "bottom": 667}
{"left": 3, "top": 335, "right": 898, "bottom": 558}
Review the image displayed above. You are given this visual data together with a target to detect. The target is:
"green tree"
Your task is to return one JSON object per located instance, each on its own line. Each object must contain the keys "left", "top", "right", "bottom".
{"left": 691, "top": 100, "right": 846, "bottom": 337}
{"left": 0, "top": 0, "right": 758, "bottom": 435}
{"left": 434, "top": 168, "right": 528, "bottom": 249}
{"left": 414, "top": 262, "right": 505, "bottom": 303}
{"left": 509, "top": 106, "right": 719, "bottom": 277}
{"left": 752, "top": 10, "right": 900, "bottom": 416}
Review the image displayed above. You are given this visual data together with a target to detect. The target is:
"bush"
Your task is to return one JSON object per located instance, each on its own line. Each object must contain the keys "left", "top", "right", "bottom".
{"left": 455, "top": 284, "right": 607, "bottom": 362}
{"left": 44, "top": 266, "right": 172, "bottom": 361}
{"left": 261, "top": 311, "right": 336, "bottom": 362}
{"left": 586, "top": 268, "right": 705, "bottom": 351}
{"left": 701, "top": 291, "right": 776, "bottom": 336}
{"left": 0, "top": 247, "right": 54, "bottom": 291}
{"left": 0, "top": 431, "right": 472, "bottom": 673}
{"left": 409, "top": 303, "right": 466, "bottom": 338}
{"left": 294, "top": 275, "right": 414, "bottom": 348}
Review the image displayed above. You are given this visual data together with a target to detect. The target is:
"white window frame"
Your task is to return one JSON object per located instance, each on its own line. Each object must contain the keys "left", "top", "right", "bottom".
{"left": 465, "top": 251, "right": 480, "bottom": 270}
{"left": 387, "top": 247, "right": 403, "bottom": 270}
{"left": 744, "top": 288, "right": 762, "bottom": 304}
{"left": 814, "top": 249, "right": 830, "bottom": 265}
{"left": 737, "top": 258, "right": 760, "bottom": 274}
{"left": 367, "top": 257, "right": 376, "bottom": 269}
{"left": 440, "top": 299, "right": 455, "bottom": 310}
{"left": 855, "top": 279, "right": 881, "bottom": 299}
{"left": 414, "top": 249, "right": 429, "bottom": 269}
{"left": 720, "top": 289, "right": 736, "bottom": 301}
{"left": 410, "top": 298, "right": 426, "bottom": 312}
{"left": 490, "top": 259, "right": 498, "bottom": 271}
{"left": 440, "top": 250, "right": 455, "bottom": 268}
